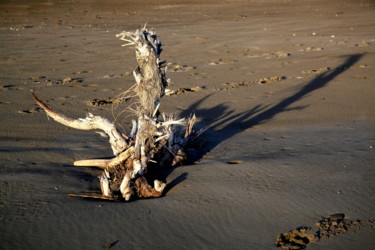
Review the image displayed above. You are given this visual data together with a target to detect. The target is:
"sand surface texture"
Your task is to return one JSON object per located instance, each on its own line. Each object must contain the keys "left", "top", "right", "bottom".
{"left": 1, "top": 0, "right": 374, "bottom": 249}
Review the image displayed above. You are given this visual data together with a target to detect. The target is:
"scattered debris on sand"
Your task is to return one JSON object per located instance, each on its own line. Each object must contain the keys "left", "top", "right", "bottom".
{"left": 276, "top": 214, "right": 363, "bottom": 249}
{"left": 165, "top": 86, "right": 202, "bottom": 96}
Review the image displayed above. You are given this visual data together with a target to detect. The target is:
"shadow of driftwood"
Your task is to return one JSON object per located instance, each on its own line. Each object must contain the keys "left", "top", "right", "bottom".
{"left": 181, "top": 54, "right": 363, "bottom": 162}
{"left": 159, "top": 54, "right": 362, "bottom": 193}
{"left": 163, "top": 173, "right": 188, "bottom": 194}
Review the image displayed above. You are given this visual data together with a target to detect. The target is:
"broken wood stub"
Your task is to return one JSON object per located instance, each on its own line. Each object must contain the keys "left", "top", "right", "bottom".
{"left": 34, "top": 28, "right": 204, "bottom": 201}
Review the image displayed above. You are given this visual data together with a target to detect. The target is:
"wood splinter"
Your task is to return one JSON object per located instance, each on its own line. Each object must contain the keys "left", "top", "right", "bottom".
{"left": 34, "top": 28, "right": 204, "bottom": 201}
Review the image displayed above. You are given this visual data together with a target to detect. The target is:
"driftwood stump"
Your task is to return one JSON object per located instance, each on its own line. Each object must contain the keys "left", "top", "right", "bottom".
{"left": 33, "top": 28, "right": 203, "bottom": 201}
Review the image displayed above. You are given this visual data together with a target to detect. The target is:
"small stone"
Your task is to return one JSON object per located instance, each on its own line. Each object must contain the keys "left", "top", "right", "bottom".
{"left": 31, "top": 76, "right": 46, "bottom": 80}
{"left": 63, "top": 77, "right": 72, "bottom": 84}
{"left": 226, "top": 160, "right": 243, "bottom": 164}
{"left": 356, "top": 40, "right": 370, "bottom": 47}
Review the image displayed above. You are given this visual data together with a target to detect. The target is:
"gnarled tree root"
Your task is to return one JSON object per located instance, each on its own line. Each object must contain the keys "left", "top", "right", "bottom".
{"left": 33, "top": 28, "right": 203, "bottom": 201}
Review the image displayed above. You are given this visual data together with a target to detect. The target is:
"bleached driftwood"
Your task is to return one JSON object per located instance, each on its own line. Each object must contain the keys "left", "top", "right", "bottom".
{"left": 33, "top": 93, "right": 127, "bottom": 156}
{"left": 34, "top": 28, "right": 203, "bottom": 201}
{"left": 73, "top": 146, "right": 134, "bottom": 169}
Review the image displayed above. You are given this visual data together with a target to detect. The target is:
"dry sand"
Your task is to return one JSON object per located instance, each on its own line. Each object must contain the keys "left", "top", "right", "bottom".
{"left": 1, "top": 0, "right": 375, "bottom": 249}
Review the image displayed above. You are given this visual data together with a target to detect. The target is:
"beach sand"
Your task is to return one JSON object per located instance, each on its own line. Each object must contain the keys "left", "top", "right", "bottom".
{"left": 0, "top": 0, "right": 374, "bottom": 249}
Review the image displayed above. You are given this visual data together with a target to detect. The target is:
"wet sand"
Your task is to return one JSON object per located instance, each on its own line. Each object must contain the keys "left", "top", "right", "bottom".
{"left": 1, "top": 0, "right": 374, "bottom": 249}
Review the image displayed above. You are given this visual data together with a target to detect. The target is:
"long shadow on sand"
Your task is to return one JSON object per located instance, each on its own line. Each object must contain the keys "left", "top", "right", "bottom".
{"left": 161, "top": 54, "right": 363, "bottom": 191}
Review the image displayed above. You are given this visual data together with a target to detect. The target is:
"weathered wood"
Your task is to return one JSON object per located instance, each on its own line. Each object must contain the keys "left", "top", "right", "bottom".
{"left": 99, "top": 170, "right": 113, "bottom": 198}
{"left": 67, "top": 193, "right": 115, "bottom": 200}
{"left": 134, "top": 177, "right": 165, "bottom": 198}
{"left": 33, "top": 93, "right": 127, "bottom": 156}
{"left": 120, "top": 171, "right": 133, "bottom": 201}
{"left": 117, "top": 29, "right": 168, "bottom": 166}
{"left": 73, "top": 146, "right": 134, "bottom": 169}
{"left": 34, "top": 28, "right": 201, "bottom": 201}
